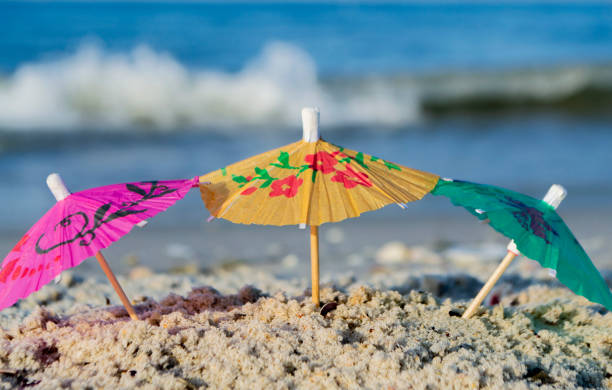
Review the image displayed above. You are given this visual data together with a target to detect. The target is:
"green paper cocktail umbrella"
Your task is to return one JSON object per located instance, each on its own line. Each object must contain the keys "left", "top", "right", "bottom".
{"left": 432, "top": 178, "right": 612, "bottom": 314}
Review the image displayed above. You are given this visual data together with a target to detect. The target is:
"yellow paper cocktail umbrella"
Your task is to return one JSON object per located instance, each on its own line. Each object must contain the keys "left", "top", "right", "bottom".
{"left": 199, "top": 108, "right": 439, "bottom": 306}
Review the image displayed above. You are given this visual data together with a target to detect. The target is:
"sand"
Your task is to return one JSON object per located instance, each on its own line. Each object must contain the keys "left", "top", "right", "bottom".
{"left": 0, "top": 251, "right": 610, "bottom": 390}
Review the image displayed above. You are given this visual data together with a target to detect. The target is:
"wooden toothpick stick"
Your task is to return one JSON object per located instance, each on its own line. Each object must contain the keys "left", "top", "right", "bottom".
{"left": 310, "top": 226, "right": 320, "bottom": 306}
{"left": 301, "top": 107, "right": 322, "bottom": 307}
{"left": 94, "top": 252, "right": 139, "bottom": 321}
{"left": 462, "top": 184, "right": 567, "bottom": 319}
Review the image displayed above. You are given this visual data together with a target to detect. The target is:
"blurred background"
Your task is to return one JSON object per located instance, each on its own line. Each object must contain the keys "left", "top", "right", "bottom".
{"left": 1, "top": 2, "right": 611, "bottom": 277}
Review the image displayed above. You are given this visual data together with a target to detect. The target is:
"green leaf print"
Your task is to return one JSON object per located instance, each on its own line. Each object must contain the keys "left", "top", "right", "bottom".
{"left": 232, "top": 175, "right": 249, "bottom": 184}
{"left": 254, "top": 167, "right": 277, "bottom": 188}
{"left": 270, "top": 151, "right": 300, "bottom": 170}
{"left": 371, "top": 155, "right": 400, "bottom": 171}
{"left": 296, "top": 164, "right": 310, "bottom": 177}
{"left": 383, "top": 160, "right": 401, "bottom": 171}
{"left": 354, "top": 152, "right": 369, "bottom": 169}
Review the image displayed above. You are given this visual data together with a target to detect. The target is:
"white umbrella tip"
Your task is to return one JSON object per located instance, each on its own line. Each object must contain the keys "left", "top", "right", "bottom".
{"left": 542, "top": 184, "right": 567, "bottom": 209}
{"left": 301, "top": 107, "right": 320, "bottom": 142}
{"left": 46, "top": 173, "right": 71, "bottom": 201}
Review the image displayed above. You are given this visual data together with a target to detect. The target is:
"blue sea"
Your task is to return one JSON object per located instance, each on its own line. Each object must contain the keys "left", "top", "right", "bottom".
{"left": 1, "top": 1, "right": 612, "bottom": 236}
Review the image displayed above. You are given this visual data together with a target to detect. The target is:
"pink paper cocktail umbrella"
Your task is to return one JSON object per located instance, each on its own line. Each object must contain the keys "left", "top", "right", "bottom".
{"left": 0, "top": 174, "right": 199, "bottom": 319}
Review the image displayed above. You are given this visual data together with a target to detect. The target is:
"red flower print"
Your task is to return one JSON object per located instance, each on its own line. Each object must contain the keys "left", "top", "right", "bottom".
{"left": 0, "top": 259, "right": 18, "bottom": 283}
{"left": 269, "top": 175, "right": 303, "bottom": 198}
{"left": 241, "top": 187, "right": 257, "bottom": 196}
{"left": 305, "top": 151, "right": 337, "bottom": 174}
{"left": 238, "top": 176, "right": 257, "bottom": 195}
{"left": 331, "top": 150, "right": 348, "bottom": 159}
{"left": 11, "top": 265, "right": 21, "bottom": 281}
{"left": 331, "top": 165, "right": 373, "bottom": 189}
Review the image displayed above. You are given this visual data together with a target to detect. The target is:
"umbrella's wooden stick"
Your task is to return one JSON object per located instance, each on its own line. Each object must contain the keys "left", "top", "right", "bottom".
{"left": 462, "top": 251, "right": 517, "bottom": 318}
{"left": 302, "top": 107, "right": 321, "bottom": 307}
{"left": 46, "top": 173, "right": 139, "bottom": 321}
{"left": 95, "top": 252, "right": 139, "bottom": 321}
{"left": 462, "top": 184, "right": 567, "bottom": 319}
{"left": 310, "top": 226, "right": 320, "bottom": 306}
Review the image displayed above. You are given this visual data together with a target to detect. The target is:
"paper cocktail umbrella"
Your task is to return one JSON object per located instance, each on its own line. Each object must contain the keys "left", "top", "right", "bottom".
{"left": 0, "top": 174, "right": 199, "bottom": 319}
{"left": 199, "top": 108, "right": 440, "bottom": 306}
{"left": 431, "top": 178, "right": 612, "bottom": 315}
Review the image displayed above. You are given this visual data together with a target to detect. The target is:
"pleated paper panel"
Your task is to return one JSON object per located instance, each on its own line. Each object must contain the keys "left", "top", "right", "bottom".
{"left": 200, "top": 139, "right": 439, "bottom": 226}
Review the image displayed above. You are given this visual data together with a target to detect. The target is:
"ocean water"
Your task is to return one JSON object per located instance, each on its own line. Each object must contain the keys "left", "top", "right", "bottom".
{"left": 1, "top": 1, "right": 612, "bottom": 235}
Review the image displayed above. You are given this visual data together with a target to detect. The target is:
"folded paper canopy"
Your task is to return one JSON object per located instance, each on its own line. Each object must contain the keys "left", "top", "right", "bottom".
{"left": 199, "top": 139, "right": 439, "bottom": 226}
{"left": 0, "top": 178, "right": 199, "bottom": 311}
{"left": 431, "top": 179, "right": 612, "bottom": 311}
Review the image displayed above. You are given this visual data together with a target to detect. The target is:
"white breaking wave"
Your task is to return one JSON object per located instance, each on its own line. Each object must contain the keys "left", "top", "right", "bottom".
{"left": 2, "top": 41, "right": 611, "bottom": 132}
{"left": 0, "top": 42, "right": 420, "bottom": 131}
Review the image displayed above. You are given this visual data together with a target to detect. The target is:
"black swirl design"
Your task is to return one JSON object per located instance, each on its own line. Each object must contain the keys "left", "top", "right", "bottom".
{"left": 35, "top": 181, "right": 178, "bottom": 254}
{"left": 499, "top": 196, "right": 559, "bottom": 244}
{"left": 452, "top": 180, "right": 559, "bottom": 244}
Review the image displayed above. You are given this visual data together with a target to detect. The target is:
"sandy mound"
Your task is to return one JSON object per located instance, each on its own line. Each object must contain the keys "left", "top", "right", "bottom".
{"left": 0, "top": 282, "right": 610, "bottom": 389}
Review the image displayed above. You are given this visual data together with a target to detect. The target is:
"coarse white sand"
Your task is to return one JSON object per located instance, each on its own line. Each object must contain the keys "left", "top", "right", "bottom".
{"left": 0, "top": 255, "right": 610, "bottom": 390}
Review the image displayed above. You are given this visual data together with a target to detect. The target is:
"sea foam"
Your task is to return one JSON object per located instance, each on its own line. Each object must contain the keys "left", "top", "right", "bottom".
{"left": 1, "top": 41, "right": 611, "bottom": 132}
